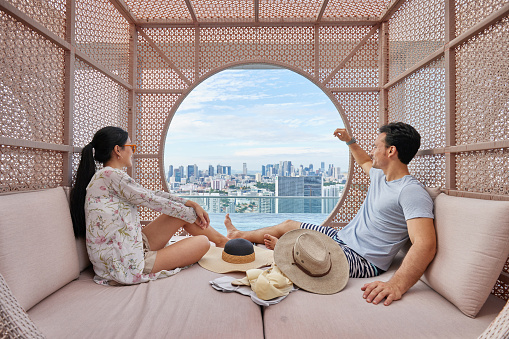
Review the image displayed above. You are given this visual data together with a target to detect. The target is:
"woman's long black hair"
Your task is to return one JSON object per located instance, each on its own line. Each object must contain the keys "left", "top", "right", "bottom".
{"left": 70, "top": 126, "right": 129, "bottom": 237}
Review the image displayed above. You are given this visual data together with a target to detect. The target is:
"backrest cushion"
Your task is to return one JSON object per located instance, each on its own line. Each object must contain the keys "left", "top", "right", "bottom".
{"left": 421, "top": 193, "right": 509, "bottom": 318}
{"left": 0, "top": 187, "right": 80, "bottom": 310}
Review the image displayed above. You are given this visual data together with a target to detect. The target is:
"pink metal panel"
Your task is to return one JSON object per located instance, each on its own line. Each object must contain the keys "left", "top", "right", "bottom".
{"left": 323, "top": 0, "right": 392, "bottom": 19}
{"left": 388, "top": 0, "right": 445, "bottom": 82}
{"left": 259, "top": 0, "right": 322, "bottom": 20}
{"left": 388, "top": 58, "right": 446, "bottom": 150}
{"left": 75, "top": 0, "right": 131, "bottom": 82}
{"left": 192, "top": 0, "right": 254, "bottom": 20}
{"left": 0, "top": 11, "right": 65, "bottom": 145}
{"left": 6, "top": 0, "right": 66, "bottom": 39}
{"left": 455, "top": 0, "right": 508, "bottom": 36}
{"left": 455, "top": 16, "right": 509, "bottom": 145}
{"left": 123, "top": 0, "right": 192, "bottom": 21}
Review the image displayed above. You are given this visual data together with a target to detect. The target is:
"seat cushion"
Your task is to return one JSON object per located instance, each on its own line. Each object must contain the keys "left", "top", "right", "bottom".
{"left": 263, "top": 254, "right": 506, "bottom": 339}
{"left": 0, "top": 187, "right": 79, "bottom": 310}
{"left": 422, "top": 194, "right": 509, "bottom": 317}
{"left": 28, "top": 264, "right": 263, "bottom": 339}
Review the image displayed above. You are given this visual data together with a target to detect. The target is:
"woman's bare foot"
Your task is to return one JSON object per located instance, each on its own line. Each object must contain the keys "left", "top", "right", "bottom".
{"left": 224, "top": 214, "right": 242, "bottom": 239}
{"left": 263, "top": 234, "right": 278, "bottom": 250}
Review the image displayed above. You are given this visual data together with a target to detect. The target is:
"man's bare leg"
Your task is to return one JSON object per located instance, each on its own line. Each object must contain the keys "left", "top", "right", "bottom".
{"left": 224, "top": 213, "right": 300, "bottom": 245}
{"left": 263, "top": 234, "right": 278, "bottom": 250}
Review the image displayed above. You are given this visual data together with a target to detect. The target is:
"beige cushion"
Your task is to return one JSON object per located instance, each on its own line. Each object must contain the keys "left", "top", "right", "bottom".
{"left": 424, "top": 186, "right": 441, "bottom": 201}
{"left": 422, "top": 194, "right": 509, "bottom": 317}
{"left": 29, "top": 265, "right": 263, "bottom": 338}
{"left": 263, "top": 253, "right": 505, "bottom": 339}
{"left": 0, "top": 187, "right": 79, "bottom": 310}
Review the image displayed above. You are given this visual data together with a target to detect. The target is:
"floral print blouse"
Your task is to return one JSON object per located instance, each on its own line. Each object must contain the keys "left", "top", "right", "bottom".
{"left": 85, "top": 167, "right": 197, "bottom": 285}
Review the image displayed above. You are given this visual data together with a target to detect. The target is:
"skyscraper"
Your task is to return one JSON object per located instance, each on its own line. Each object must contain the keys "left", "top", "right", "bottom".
{"left": 275, "top": 175, "right": 322, "bottom": 213}
{"left": 208, "top": 165, "right": 214, "bottom": 177}
{"left": 243, "top": 163, "right": 247, "bottom": 175}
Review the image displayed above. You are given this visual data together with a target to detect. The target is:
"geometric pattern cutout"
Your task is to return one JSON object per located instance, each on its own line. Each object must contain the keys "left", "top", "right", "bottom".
{"left": 323, "top": 0, "right": 393, "bottom": 19}
{"left": 137, "top": 33, "right": 189, "bottom": 90}
{"left": 318, "top": 26, "right": 374, "bottom": 83}
{"left": 0, "top": 146, "right": 63, "bottom": 192}
{"left": 0, "top": 11, "right": 65, "bottom": 144}
{"left": 328, "top": 92, "right": 379, "bottom": 225}
{"left": 455, "top": 0, "right": 509, "bottom": 36}
{"left": 142, "top": 28, "right": 196, "bottom": 84}
{"left": 73, "top": 59, "right": 129, "bottom": 148}
{"left": 199, "top": 26, "right": 315, "bottom": 78}
{"left": 325, "top": 28, "right": 379, "bottom": 88}
{"left": 75, "top": 0, "right": 130, "bottom": 82}
{"left": 6, "top": 0, "right": 66, "bottom": 39}
{"left": 456, "top": 149, "right": 509, "bottom": 196}
{"left": 135, "top": 157, "right": 164, "bottom": 222}
{"left": 124, "top": 0, "right": 192, "bottom": 21}
{"left": 136, "top": 93, "right": 181, "bottom": 154}
{"left": 388, "top": 57, "right": 446, "bottom": 150}
{"left": 408, "top": 154, "right": 446, "bottom": 189}
{"left": 388, "top": 0, "right": 445, "bottom": 81}
{"left": 455, "top": 17, "right": 509, "bottom": 145}
{"left": 193, "top": 0, "right": 254, "bottom": 20}
{"left": 260, "top": 0, "right": 321, "bottom": 20}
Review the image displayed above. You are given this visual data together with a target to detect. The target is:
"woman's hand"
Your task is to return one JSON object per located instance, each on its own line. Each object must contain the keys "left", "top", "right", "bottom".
{"left": 186, "top": 200, "right": 210, "bottom": 229}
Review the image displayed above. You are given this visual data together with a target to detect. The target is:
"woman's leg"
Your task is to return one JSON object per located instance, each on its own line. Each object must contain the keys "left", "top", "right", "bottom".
{"left": 149, "top": 235, "right": 210, "bottom": 273}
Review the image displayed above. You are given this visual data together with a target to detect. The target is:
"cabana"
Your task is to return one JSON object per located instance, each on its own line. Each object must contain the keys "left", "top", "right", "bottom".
{"left": 0, "top": 0, "right": 508, "bottom": 338}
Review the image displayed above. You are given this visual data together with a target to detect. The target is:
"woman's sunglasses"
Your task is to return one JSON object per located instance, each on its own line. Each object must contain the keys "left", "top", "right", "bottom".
{"left": 124, "top": 144, "right": 137, "bottom": 153}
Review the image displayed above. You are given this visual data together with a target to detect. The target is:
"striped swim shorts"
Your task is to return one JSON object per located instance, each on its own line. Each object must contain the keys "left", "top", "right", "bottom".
{"left": 300, "top": 222, "right": 383, "bottom": 278}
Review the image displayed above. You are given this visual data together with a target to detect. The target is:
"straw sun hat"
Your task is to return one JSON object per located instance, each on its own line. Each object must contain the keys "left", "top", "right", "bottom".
{"left": 274, "top": 229, "right": 349, "bottom": 295}
{"left": 198, "top": 238, "right": 274, "bottom": 274}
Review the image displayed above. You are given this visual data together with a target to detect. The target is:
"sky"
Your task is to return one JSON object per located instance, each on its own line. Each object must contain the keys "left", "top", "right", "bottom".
{"left": 163, "top": 68, "right": 350, "bottom": 174}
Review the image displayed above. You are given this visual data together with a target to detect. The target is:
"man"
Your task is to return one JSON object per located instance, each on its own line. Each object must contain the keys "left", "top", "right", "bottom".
{"left": 225, "top": 122, "right": 436, "bottom": 306}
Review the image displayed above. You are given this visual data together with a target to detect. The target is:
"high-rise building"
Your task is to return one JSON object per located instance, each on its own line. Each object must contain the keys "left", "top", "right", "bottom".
{"left": 275, "top": 176, "right": 322, "bottom": 213}
{"left": 243, "top": 163, "right": 247, "bottom": 175}
{"left": 174, "top": 168, "right": 182, "bottom": 182}
{"left": 167, "top": 165, "right": 173, "bottom": 180}
{"left": 208, "top": 165, "right": 214, "bottom": 177}
{"left": 261, "top": 165, "right": 266, "bottom": 176}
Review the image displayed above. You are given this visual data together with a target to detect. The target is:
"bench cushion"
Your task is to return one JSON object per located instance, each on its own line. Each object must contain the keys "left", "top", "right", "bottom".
{"left": 422, "top": 194, "right": 509, "bottom": 317}
{"left": 28, "top": 264, "right": 263, "bottom": 339}
{"left": 0, "top": 187, "right": 80, "bottom": 311}
{"left": 263, "top": 253, "right": 506, "bottom": 339}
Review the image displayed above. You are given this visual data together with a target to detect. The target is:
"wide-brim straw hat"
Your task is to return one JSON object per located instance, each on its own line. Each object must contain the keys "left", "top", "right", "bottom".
{"left": 198, "top": 239, "right": 274, "bottom": 274}
{"left": 274, "top": 229, "right": 349, "bottom": 295}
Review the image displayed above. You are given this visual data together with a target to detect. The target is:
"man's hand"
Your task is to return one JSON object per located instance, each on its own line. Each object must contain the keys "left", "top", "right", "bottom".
{"left": 361, "top": 280, "right": 403, "bottom": 306}
{"left": 333, "top": 128, "right": 352, "bottom": 143}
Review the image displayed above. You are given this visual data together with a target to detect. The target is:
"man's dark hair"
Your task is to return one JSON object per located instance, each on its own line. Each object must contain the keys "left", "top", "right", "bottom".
{"left": 379, "top": 122, "right": 421, "bottom": 165}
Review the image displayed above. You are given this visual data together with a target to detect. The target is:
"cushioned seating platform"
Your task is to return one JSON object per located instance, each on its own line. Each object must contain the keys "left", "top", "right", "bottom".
{"left": 28, "top": 265, "right": 261, "bottom": 339}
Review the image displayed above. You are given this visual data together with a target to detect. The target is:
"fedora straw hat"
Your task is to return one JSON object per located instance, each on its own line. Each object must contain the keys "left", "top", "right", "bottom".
{"left": 198, "top": 238, "right": 274, "bottom": 273}
{"left": 274, "top": 229, "right": 349, "bottom": 294}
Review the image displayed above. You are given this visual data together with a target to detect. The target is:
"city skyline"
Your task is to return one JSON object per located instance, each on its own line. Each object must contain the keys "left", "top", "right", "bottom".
{"left": 163, "top": 69, "right": 349, "bottom": 172}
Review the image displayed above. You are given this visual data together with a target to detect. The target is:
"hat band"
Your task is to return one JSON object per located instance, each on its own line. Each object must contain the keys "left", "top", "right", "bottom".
{"left": 292, "top": 248, "right": 332, "bottom": 278}
{"left": 222, "top": 251, "right": 255, "bottom": 264}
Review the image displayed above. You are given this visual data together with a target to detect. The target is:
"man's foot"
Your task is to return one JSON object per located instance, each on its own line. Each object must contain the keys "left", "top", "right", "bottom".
{"left": 263, "top": 234, "right": 278, "bottom": 250}
{"left": 225, "top": 214, "right": 242, "bottom": 239}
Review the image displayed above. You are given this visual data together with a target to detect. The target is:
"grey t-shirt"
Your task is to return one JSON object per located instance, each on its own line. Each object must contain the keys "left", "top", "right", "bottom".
{"left": 337, "top": 168, "right": 434, "bottom": 271}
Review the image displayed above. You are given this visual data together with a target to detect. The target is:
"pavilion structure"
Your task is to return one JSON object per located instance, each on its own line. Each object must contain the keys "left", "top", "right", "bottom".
{"left": 0, "top": 0, "right": 508, "bottom": 300}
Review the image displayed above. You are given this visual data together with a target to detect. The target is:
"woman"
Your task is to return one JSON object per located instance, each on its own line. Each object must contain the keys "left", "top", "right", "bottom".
{"left": 70, "top": 126, "right": 229, "bottom": 285}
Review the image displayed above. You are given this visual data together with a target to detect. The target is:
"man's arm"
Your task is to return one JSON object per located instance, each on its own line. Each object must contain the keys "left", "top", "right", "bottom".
{"left": 333, "top": 128, "right": 372, "bottom": 175}
{"left": 361, "top": 217, "right": 436, "bottom": 306}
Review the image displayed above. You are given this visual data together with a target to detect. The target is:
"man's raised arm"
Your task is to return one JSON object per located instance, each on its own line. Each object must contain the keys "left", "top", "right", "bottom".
{"left": 333, "top": 128, "right": 372, "bottom": 175}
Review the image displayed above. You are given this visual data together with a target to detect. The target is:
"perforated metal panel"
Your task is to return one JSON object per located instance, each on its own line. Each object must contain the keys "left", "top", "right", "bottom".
{"left": 193, "top": 0, "right": 254, "bottom": 20}
{"left": 327, "top": 92, "right": 379, "bottom": 225}
{"left": 124, "top": 0, "right": 192, "bottom": 21}
{"left": 388, "top": 58, "right": 446, "bottom": 150}
{"left": 199, "top": 26, "right": 315, "bottom": 78}
{"left": 455, "top": 0, "right": 508, "bottom": 36}
{"left": 325, "top": 28, "right": 379, "bottom": 88}
{"left": 137, "top": 33, "right": 189, "bottom": 90}
{"left": 455, "top": 17, "right": 509, "bottom": 145}
{"left": 136, "top": 93, "right": 181, "bottom": 154}
{"left": 75, "top": 0, "right": 130, "bottom": 82}
{"left": 7, "top": 0, "right": 66, "bottom": 39}
{"left": 0, "top": 146, "right": 63, "bottom": 192}
{"left": 73, "top": 59, "right": 129, "bottom": 148}
{"left": 408, "top": 154, "right": 446, "bottom": 188}
{"left": 135, "top": 157, "right": 164, "bottom": 222}
{"left": 318, "top": 26, "right": 373, "bottom": 83}
{"left": 456, "top": 149, "right": 509, "bottom": 195}
{"left": 323, "top": 0, "right": 392, "bottom": 19}
{"left": 142, "top": 28, "right": 196, "bottom": 84}
{"left": 388, "top": 0, "right": 444, "bottom": 81}
{"left": 0, "top": 11, "right": 65, "bottom": 144}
